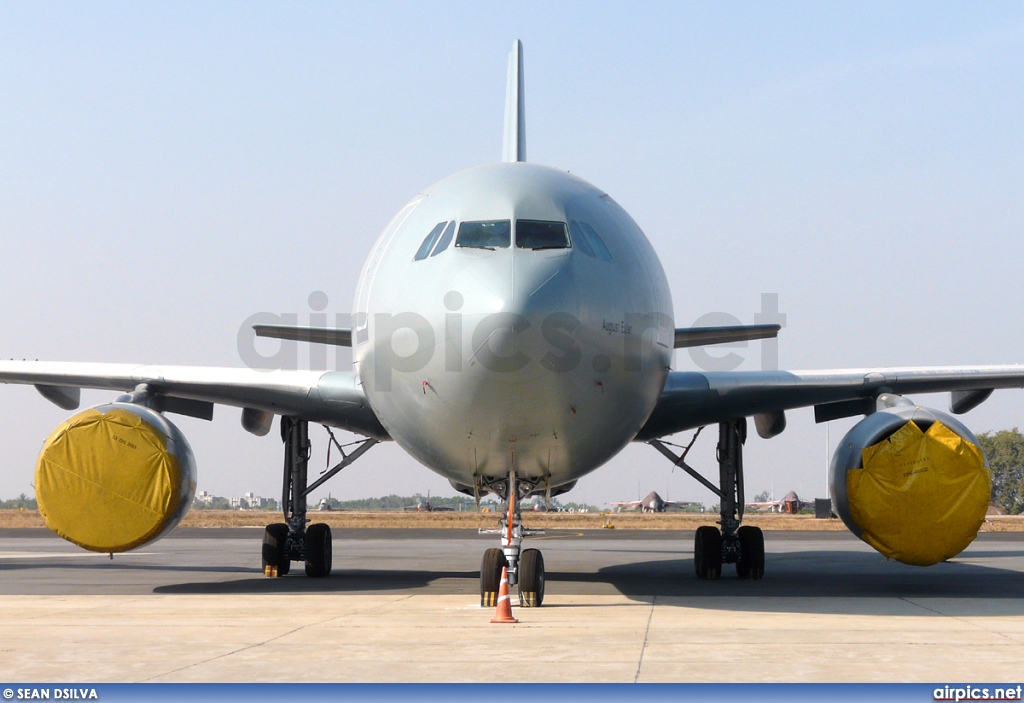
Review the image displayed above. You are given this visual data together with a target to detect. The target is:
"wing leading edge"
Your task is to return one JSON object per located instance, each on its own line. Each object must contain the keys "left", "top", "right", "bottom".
{"left": 0, "top": 361, "right": 388, "bottom": 439}
{"left": 636, "top": 365, "right": 1024, "bottom": 441}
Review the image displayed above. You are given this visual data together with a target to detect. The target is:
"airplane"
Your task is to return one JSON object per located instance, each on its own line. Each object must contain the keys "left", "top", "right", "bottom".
{"left": 1, "top": 40, "right": 1021, "bottom": 604}
{"left": 402, "top": 492, "right": 454, "bottom": 513}
{"left": 608, "top": 491, "right": 700, "bottom": 513}
{"left": 522, "top": 497, "right": 558, "bottom": 512}
{"left": 746, "top": 491, "right": 815, "bottom": 514}
{"left": 317, "top": 497, "right": 333, "bottom": 512}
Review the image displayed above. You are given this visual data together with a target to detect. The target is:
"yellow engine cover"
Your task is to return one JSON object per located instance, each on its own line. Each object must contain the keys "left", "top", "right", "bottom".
{"left": 848, "top": 419, "right": 990, "bottom": 566}
{"left": 35, "top": 406, "right": 189, "bottom": 553}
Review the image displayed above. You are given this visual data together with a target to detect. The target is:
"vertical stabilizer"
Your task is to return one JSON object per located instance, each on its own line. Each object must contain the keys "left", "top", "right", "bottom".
{"left": 502, "top": 40, "right": 526, "bottom": 163}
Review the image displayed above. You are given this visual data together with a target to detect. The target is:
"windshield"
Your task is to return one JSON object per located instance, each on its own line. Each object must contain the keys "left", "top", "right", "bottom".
{"left": 516, "top": 220, "right": 570, "bottom": 250}
{"left": 570, "top": 220, "right": 613, "bottom": 261}
{"left": 413, "top": 221, "right": 448, "bottom": 261}
{"left": 429, "top": 221, "right": 457, "bottom": 257}
{"left": 456, "top": 220, "right": 511, "bottom": 249}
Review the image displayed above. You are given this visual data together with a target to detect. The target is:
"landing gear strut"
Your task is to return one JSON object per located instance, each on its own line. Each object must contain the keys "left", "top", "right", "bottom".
{"left": 262, "top": 417, "right": 377, "bottom": 577}
{"left": 478, "top": 470, "right": 546, "bottom": 607}
{"left": 650, "top": 418, "right": 765, "bottom": 580}
{"left": 262, "top": 417, "right": 328, "bottom": 576}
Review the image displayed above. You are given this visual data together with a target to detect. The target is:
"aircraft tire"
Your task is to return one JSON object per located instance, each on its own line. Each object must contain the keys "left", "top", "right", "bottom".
{"left": 304, "top": 523, "right": 332, "bottom": 577}
{"left": 736, "top": 525, "right": 765, "bottom": 580}
{"left": 480, "top": 548, "right": 507, "bottom": 607}
{"left": 262, "top": 523, "right": 291, "bottom": 576}
{"left": 694, "top": 525, "right": 722, "bottom": 580}
{"left": 518, "top": 548, "right": 545, "bottom": 607}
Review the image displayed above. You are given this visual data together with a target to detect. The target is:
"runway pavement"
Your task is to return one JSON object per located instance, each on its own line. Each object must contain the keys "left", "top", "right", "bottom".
{"left": 1, "top": 528, "right": 1023, "bottom": 682}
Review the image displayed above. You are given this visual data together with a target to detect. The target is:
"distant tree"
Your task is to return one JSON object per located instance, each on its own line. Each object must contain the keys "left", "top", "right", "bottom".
{"left": 753, "top": 490, "right": 771, "bottom": 503}
{"left": 327, "top": 494, "right": 477, "bottom": 511}
{"left": 977, "top": 428, "right": 1024, "bottom": 515}
{"left": 0, "top": 493, "right": 37, "bottom": 510}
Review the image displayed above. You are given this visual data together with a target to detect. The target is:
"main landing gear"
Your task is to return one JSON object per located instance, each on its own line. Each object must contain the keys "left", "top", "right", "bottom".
{"left": 650, "top": 418, "right": 765, "bottom": 580}
{"left": 262, "top": 416, "right": 377, "bottom": 577}
{"left": 479, "top": 470, "right": 546, "bottom": 607}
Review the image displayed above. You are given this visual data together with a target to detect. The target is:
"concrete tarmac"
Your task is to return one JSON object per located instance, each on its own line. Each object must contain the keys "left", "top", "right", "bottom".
{"left": 1, "top": 528, "right": 1023, "bottom": 682}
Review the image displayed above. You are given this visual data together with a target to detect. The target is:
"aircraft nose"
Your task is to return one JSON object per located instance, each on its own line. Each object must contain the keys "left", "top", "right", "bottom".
{"left": 453, "top": 253, "right": 578, "bottom": 376}
{"left": 514, "top": 252, "right": 579, "bottom": 320}
{"left": 435, "top": 250, "right": 581, "bottom": 456}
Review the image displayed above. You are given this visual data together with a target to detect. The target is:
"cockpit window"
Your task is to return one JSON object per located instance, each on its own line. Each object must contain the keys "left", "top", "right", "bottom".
{"left": 456, "top": 220, "right": 511, "bottom": 249}
{"left": 568, "top": 221, "right": 595, "bottom": 257}
{"left": 516, "top": 220, "right": 570, "bottom": 250}
{"left": 414, "top": 221, "right": 448, "bottom": 261}
{"left": 429, "top": 221, "right": 456, "bottom": 257}
{"left": 574, "top": 221, "right": 613, "bottom": 261}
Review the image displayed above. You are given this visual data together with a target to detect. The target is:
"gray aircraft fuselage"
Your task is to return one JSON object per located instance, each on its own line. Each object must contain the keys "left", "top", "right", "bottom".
{"left": 353, "top": 162, "right": 674, "bottom": 492}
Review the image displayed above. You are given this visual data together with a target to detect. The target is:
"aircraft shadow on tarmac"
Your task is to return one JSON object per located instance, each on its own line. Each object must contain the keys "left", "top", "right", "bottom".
{"left": 153, "top": 569, "right": 481, "bottom": 596}
{"left": 6, "top": 538, "right": 1023, "bottom": 617}
{"left": 586, "top": 552, "right": 1024, "bottom": 613}
{"left": 0, "top": 561, "right": 254, "bottom": 575}
{"left": 145, "top": 549, "right": 1024, "bottom": 617}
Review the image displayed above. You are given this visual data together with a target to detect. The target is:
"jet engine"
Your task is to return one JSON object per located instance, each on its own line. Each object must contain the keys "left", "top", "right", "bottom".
{"left": 830, "top": 404, "right": 990, "bottom": 566}
{"left": 35, "top": 402, "right": 197, "bottom": 553}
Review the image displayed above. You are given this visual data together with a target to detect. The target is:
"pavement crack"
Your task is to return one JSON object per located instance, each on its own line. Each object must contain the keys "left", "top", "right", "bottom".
{"left": 633, "top": 596, "right": 655, "bottom": 684}
{"left": 137, "top": 595, "right": 414, "bottom": 682}
{"left": 899, "top": 597, "right": 1021, "bottom": 643}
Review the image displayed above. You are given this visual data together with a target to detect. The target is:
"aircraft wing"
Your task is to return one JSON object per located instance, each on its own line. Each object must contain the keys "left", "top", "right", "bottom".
{"left": 0, "top": 361, "right": 388, "bottom": 439}
{"left": 636, "top": 365, "right": 1024, "bottom": 440}
{"left": 607, "top": 501, "right": 642, "bottom": 508}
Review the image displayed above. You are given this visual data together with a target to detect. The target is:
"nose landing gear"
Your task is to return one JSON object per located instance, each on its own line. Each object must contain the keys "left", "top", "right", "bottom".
{"left": 478, "top": 470, "right": 546, "bottom": 607}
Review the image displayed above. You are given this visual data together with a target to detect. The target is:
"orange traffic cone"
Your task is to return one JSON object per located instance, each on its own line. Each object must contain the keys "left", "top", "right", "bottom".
{"left": 490, "top": 566, "right": 519, "bottom": 623}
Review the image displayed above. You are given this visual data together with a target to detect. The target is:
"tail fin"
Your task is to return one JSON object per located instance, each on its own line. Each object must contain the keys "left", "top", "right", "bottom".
{"left": 502, "top": 40, "right": 526, "bottom": 163}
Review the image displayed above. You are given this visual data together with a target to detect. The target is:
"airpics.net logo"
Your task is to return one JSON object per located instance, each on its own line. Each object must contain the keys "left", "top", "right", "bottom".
{"left": 236, "top": 291, "right": 786, "bottom": 387}
{"left": 934, "top": 684, "right": 1023, "bottom": 701}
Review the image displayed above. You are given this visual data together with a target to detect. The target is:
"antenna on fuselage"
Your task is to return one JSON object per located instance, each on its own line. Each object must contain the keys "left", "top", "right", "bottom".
{"left": 502, "top": 40, "right": 526, "bottom": 163}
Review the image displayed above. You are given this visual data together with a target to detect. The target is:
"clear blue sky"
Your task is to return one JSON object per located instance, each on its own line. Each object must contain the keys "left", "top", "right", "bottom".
{"left": 1, "top": 2, "right": 1022, "bottom": 506}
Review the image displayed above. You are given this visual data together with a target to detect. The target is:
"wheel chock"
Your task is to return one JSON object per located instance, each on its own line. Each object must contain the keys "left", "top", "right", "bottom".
{"left": 264, "top": 565, "right": 278, "bottom": 578}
